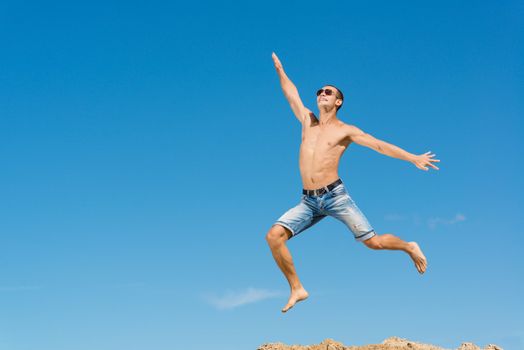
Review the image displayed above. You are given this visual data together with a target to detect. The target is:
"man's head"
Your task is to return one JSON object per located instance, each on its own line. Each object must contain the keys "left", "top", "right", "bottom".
{"left": 316, "top": 85, "right": 344, "bottom": 112}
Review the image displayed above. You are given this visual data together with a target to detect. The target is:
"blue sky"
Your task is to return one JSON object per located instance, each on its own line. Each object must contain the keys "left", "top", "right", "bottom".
{"left": 0, "top": 1, "right": 523, "bottom": 349}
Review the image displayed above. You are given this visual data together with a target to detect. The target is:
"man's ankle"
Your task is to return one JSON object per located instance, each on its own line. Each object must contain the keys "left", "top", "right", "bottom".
{"left": 291, "top": 284, "right": 304, "bottom": 291}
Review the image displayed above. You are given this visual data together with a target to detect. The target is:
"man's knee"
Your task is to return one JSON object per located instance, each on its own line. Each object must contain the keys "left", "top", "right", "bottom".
{"left": 266, "top": 225, "right": 291, "bottom": 246}
{"left": 363, "top": 235, "right": 383, "bottom": 250}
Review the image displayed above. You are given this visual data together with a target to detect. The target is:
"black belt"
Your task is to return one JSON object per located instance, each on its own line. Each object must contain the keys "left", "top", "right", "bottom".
{"left": 302, "top": 179, "right": 342, "bottom": 196}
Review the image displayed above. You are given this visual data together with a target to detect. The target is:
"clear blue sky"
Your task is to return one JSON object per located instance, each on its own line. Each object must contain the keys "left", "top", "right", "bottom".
{"left": 1, "top": 1, "right": 522, "bottom": 349}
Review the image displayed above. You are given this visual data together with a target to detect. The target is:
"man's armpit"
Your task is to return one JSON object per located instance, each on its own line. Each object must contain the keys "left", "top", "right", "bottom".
{"left": 303, "top": 111, "right": 319, "bottom": 127}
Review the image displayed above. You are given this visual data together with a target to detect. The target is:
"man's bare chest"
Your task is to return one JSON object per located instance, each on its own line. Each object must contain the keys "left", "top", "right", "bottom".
{"left": 301, "top": 126, "right": 348, "bottom": 152}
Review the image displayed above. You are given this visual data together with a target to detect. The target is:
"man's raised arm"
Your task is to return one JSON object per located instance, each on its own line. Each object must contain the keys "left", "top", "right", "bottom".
{"left": 272, "top": 52, "right": 310, "bottom": 123}
{"left": 347, "top": 125, "right": 440, "bottom": 171}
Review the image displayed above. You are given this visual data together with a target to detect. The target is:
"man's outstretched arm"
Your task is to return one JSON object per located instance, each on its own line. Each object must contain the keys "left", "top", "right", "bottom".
{"left": 272, "top": 52, "right": 310, "bottom": 123}
{"left": 347, "top": 125, "right": 440, "bottom": 171}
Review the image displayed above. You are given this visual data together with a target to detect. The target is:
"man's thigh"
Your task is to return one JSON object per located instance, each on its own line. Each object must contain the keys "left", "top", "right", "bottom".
{"left": 273, "top": 197, "right": 325, "bottom": 238}
{"left": 325, "top": 189, "right": 376, "bottom": 242}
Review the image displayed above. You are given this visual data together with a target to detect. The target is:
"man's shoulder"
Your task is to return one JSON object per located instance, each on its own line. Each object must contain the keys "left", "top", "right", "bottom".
{"left": 337, "top": 121, "right": 360, "bottom": 133}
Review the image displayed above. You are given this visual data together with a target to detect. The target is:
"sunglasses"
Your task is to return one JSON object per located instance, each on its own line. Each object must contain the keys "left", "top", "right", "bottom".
{"left": 316, "top": 88, "right": 338, "bottom": 97}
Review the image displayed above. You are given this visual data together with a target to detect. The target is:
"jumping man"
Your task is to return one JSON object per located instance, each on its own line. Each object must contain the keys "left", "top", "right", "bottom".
{"left": 266, "top": 52, "right": 440, "bottom": 313}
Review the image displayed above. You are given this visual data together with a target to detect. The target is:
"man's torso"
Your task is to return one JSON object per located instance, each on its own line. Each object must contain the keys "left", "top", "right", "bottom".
{"left": 299, "top": 113, "right": 352, "bottom": 190}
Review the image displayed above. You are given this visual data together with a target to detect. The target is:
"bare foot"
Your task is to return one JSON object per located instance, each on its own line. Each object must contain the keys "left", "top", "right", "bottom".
{"left": 282, "top": 288, "right": 309, "bottom": 313}
{"left": 407, "top": 242, "right": 427, "bottom": 274}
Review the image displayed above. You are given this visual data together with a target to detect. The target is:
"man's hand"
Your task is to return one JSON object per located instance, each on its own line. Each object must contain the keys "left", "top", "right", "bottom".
{"left": 272, "top": 52, "right": 283, "bottom": 71}
{"left": 411, "top": 151, "right": 440, "bottom": 171}
{"left": 271, "top": 52, "right": 309, "bottom": 124}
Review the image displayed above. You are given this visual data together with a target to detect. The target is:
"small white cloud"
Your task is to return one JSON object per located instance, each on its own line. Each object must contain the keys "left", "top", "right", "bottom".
{"left": 204, "top": 287, "right": 283, "bottom": 310}
{"left": 450, "top": 213, "right": 466, "bottom": 223}
{"left": 428, "top": 213, "right": 466, "bottom": 229}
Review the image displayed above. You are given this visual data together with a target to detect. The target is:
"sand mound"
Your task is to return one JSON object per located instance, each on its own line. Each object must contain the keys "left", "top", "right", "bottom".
{"left": 258, "top": 337, "right": 503, "bottom": 350}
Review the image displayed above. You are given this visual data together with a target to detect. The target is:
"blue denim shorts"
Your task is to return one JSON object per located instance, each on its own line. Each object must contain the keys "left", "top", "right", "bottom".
{"left": 273, "top": 181, "right": 376, "bottom": 242}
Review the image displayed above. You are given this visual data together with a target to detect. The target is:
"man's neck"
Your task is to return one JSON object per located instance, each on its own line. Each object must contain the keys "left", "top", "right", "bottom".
{"left": 319, "top": 109, "right": 338, "bottom": 125}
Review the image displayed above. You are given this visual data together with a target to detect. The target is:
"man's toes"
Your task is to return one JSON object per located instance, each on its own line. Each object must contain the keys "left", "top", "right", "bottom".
{"left": 415, "top": 262, "right": 424, "bottom": 274}
{"left": 419, "top": 263, "right": 426, "bottom": 274}
{"left": 282, "top": 304, "right": 293, "bottom": 313}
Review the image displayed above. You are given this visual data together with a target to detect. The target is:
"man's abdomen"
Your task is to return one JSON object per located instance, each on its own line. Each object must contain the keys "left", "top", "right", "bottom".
{"left": 299, "top": 153, "right": 341, "bottom": 190}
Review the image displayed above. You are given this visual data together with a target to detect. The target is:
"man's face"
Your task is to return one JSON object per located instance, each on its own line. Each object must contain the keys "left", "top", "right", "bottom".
{"left": 316, "top": 86, "right": 342, "bottom": 110}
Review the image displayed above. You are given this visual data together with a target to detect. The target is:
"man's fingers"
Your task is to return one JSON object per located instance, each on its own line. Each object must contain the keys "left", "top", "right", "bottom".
{"left": 417, "top": 153, "right": 440, "bottom": 170}
{"left": 424, "top": 159, "right": 440, "bottom": 170}
{"left": 272, "top": 53, "right": 283, "bottom": 70}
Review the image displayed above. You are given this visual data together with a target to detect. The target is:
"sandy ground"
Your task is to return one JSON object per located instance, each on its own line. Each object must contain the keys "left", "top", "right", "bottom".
{"left": 258, "top": 336, "right": 503, "bottom": 350}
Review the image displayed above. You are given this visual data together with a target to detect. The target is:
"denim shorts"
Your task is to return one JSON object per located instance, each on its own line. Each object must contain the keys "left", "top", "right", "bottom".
{"left": 273, "top": 181, "right": 376, "bottom": 242}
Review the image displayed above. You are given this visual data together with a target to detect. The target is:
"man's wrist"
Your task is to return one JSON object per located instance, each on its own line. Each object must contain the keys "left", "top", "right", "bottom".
{"left": 406, "top": 153, "right": 417, "bottom": 162}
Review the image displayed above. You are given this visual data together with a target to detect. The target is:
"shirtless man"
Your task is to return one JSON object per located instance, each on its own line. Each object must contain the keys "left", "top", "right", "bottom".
{"left": 266, "top": 52, "right": 440, "bottom": 313}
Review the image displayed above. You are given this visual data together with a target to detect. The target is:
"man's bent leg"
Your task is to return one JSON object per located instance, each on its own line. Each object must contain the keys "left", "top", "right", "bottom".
{"left": 363, "top": 234, "right": 428, "bottom": 274}
{"left": 322, "top": 184, "right": 427, "bottom": 273}
{"left": 266, "top": 224, "right": 309, "bottom": 312}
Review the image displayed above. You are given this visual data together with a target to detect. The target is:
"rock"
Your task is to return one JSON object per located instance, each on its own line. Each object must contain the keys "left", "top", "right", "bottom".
{"left": 258, "top": 337, "right": 501, "bottom": 350}
{"left": 382, "top": 336, "right": 445, "bottom": 350}
{"left": 383, "top": 337, "right": 411, "bottom": 346}
{"left": 320, "top": 339, "right": 346, "bottom": 350}
{"left": 258, "top": 343, "right": 287, "bottom": 350}
{"left": 457, "top": 343, "right": 480, "bottom": 350}
{"left": 484, "top": 345, "right": 503, "bottom": 350}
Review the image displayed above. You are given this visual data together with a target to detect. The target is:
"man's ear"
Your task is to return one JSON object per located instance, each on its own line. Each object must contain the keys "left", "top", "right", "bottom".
{"left": 336, "top": 99, "right": 343, "bottom": 107}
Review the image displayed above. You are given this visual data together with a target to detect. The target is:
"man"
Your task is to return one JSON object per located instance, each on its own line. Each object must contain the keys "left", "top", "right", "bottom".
{"left": 266, "top": 52, "right": 440, "bottom": 313}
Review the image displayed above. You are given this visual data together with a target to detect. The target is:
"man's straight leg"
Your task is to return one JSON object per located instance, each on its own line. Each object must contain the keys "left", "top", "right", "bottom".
{"left": 266, "top": 224, "right": 309, "bottom": 312}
